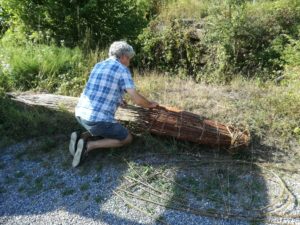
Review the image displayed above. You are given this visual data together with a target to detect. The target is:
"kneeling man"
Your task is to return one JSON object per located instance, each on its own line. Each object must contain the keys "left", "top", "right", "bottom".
{"left": 69, "top": 41, "right": 158, "bottom": 167}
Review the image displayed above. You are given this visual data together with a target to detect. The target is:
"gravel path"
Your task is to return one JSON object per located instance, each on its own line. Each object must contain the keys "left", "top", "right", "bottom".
{"left": 0, "top": 137, "right": 299, "bottom": 225}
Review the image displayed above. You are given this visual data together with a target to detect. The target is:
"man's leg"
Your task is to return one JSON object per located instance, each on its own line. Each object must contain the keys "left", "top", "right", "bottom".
{"left": 72, "top": 133, "right": 132, "bottom": 168}
{"left": 72, "top": 123, "right": 132, "bottom": 167}
{"left": 86, "top": 133, "right": 133, "bottom": 152}
{"left": 72, "top": 129, "right": 133, "bottom": 167}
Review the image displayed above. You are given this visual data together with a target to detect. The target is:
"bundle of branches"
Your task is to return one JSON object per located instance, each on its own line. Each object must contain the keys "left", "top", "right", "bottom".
{"left": 120, "top": 105, "right": 250, "bottom": 152}
{"left": 7, "top": 92, "right": 250, "bottom": 152}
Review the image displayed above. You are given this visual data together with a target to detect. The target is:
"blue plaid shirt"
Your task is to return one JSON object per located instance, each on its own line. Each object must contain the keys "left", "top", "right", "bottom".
{"left": 75, "top": 57, "right": 135, "bottom": 122}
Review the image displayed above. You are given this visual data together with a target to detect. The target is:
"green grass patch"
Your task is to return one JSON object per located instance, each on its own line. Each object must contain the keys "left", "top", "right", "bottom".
{"left": 0, "top": 95, "right": 79, "bottom": 147}
{"left": 0, "top": 163, "right": 5, "bottom": 170}
{"left": 80, "top": 183, "right": 90, "bottom": 191}
{"left": 94, "top": 195, "right": 104, "bottom": 204}
{"left": 14, "top": 171, "right": 25, "bottom": 178}
{"left": 92, "top": 176, "right": 101, "bottom": 183}
{"left": 0, "top": 43, "right": 85, "bottom": 92}
{"left": 34, "top": 177, "right": 44, "bottom": 190}
{"left": 61, "top": 188, "right": 76, "bottom": 196}
{"left": 0, "top": 186, "right": 7, "bottom": 194}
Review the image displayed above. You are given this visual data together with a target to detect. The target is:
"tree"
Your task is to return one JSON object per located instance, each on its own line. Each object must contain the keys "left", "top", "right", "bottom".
{"left": 1, "top": 0, "right": 147, "bottom": 48}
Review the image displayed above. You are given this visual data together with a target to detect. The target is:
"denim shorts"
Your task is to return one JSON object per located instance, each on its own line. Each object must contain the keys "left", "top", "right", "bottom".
{"left": 76, "top": 116, "right": 129, "bottom": 141}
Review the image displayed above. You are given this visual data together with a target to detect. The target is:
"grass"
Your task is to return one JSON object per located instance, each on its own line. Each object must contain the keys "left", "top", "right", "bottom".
{"left": 93, "top": 176, "right": 102, "bottom": 183}
{"left": 14, "top": 171, "right": 25, "bottom": 178}
{"left": 15, "top": 176, "right": 47, "bottom": 196}
{"left": 0, "top": 95, "right": 80, "bottom": 147}
{"left": 0, "top": 186, "right": 7, "bottom": 194}
{"left": 134, "top": 73, "right": 300, "bottom": 162}
{"left": 0, "top": 1, "right": 298, "bottom": 221}
{"left": 0, "top": 43, "right": 83, "bottom": 92}
{"left": 122, "top": 159, "right": 276, "bottom": 215}
{"left": 33, "top": 177, "right": 44, "bottom": 190}
{"left": 61, "top": 188, "right": 76, "bottom": 196}
{"left": 80, "top": 183, "right": 90, "bottom": 191}
{"left": 94, "top": 195, "right": 105, "bottom": 204}
{"left": 1, "top": 68, "right": 299, "bottom": 221}
{"left": 4, "top": 176, "right": 16, "bottom": 185}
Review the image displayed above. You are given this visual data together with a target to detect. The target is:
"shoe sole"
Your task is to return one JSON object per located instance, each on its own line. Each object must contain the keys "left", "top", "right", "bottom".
{"left": 72, "top": 139, "right": 84, "bottom": 168}
{"left": 69, "top": 132, "right": 78, "bottom": 156}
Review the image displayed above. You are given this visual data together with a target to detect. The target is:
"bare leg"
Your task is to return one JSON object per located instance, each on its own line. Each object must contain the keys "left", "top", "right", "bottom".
{"left": 86, "top": 133, "right": 133, "bottom": 152}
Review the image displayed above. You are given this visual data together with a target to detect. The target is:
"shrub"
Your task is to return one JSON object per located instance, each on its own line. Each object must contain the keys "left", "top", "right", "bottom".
{"left": 0, "top": 33, "right": 111, "bottom": 95}
{"left": 1, "top": 0, "right": 148, "bottom": 48}
{"left": 0, "top": 66, "right": 12, "bottom": 92}
{"left": 281, "top": 35, "right": 300, "bottom": 82}
{"left": 137, "top": 0, "right": 300, "bottom": 81}
{"left": 0, "top": 41, "right": 85, "bottom": 92}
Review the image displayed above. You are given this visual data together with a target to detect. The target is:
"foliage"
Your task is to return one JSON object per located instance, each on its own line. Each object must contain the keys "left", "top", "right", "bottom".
{"left": 136, "top": 0, "right": 162, "bottom": 19}
{"left": 279, "top": 27, "right": 300, "bottom": 83}
{"left": 0, "top": 42, "right": 84, "bottom": 91}
{"left": 0, "top": 69, "right": 11, "bottom": 92}
{"left": 137, "top": 19, "right": 212, "bottom": 79}
{"left": 1, "top": 0, "right": 148, "bottom": 48}
{"left": 158, "top": 0, "right": 211, "bottom": 20}
{"left": 0, "top": 0, "right": 300, "bottom": 92}
{"left": 0, "top": 4, "right": 10, "bottom": 37}
{"left": 0, "top": 35, "right": 109, "bottom": 95}
{"left": 138, "top": 0, "right": 300, "bottom": 81}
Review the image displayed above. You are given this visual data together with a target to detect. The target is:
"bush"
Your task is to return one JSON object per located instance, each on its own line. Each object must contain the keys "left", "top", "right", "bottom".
{"left": 0, "top": 34, "right": 87, "bottom": 92}
{"left": 137, "top": 19, "right": 212, "bottom": 79}
{"left": 0, "top": 40, "right": 86, "bottom": 92}
{"left": 282, "top": 36, "right": 300, "bottom": 67}
{"left": 0, "top": 65, "right": 12, "bottom": 92}
{"left": 0, "top": 33, "right": 111, "bottom": 95}
{"left": 281, "top": 35, "right": 300, "bottom": 82}
{"left": 137, "top": 0, "right": 300, "bottom": 81}
{"left": 1, "top": 0, "right": 149, "bottom": 48}
{"left": 225, "top": 0, "right": 300, "bottom": 77}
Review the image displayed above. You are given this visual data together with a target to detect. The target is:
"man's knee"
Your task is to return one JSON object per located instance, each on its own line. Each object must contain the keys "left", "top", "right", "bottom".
{"left": 121, "top": 133, "right": 133, "bottom": 145}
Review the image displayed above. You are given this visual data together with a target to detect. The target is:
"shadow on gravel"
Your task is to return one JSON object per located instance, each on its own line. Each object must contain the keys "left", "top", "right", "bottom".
{"left": 0, "top": 99, "right": 286, "bottom": 225}
{"left": 150, "top": 135, "right": 289, "bottom": 224}
{"left": 0, "top": 98, "right": 146, "bottom": 225}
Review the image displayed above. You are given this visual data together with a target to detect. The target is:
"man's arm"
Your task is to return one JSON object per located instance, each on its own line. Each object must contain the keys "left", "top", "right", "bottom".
{"left": 126, "top": 88, "right": 158, "bottom": 108}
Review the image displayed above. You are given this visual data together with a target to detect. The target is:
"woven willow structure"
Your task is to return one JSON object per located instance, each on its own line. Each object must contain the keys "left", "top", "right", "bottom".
{"left": 132, "top": 106, "right": 250, "bottom": 151}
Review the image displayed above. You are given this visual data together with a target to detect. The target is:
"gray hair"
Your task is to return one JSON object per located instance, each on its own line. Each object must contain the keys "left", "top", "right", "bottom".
{"left": 109, "top": 41, "right": 135, "bottom": 59}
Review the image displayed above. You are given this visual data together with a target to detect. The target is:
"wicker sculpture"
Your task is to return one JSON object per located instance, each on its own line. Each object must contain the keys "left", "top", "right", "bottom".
{"left": 135, "top": 106, "right": 250, "bottom": 152}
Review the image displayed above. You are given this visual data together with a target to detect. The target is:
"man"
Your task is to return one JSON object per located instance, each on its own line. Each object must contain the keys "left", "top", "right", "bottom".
{"left": 69, "top": 41, "right": 158, "bottom": 167}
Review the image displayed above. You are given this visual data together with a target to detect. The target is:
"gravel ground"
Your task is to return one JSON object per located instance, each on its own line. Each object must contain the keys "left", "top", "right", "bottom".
{"left": 0, "top": 137, "right": 299, "bottom": 225}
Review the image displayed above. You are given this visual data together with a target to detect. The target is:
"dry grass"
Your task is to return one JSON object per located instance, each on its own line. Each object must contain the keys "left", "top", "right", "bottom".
{"left": 133, "top": 72, "right": 300, "bottom": 163}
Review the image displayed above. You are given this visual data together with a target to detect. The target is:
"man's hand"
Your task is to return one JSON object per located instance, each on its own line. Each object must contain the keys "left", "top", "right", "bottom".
{"left": 148, "top": 101, "right": 159, "bottom": 108}
{"left": 126, "top": 88, "right": 159, "bottom": 109}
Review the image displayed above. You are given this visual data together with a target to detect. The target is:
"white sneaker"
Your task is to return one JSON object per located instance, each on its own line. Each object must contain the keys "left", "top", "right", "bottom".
{"left": 69, "top": 131, "right": 80, "bottom": 156}
{"left": 72, "top": 139, "right": 87, "bottom": 168}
